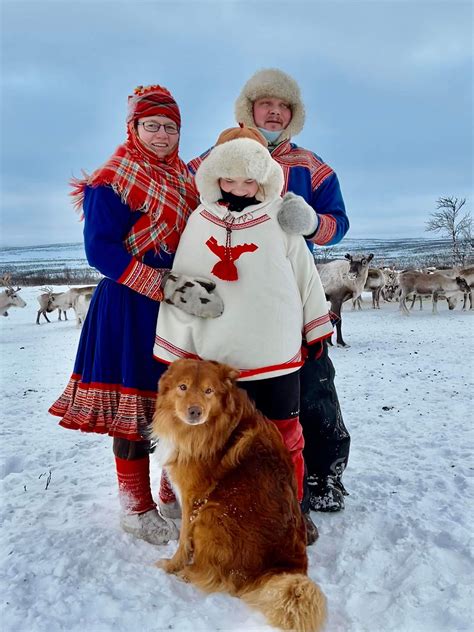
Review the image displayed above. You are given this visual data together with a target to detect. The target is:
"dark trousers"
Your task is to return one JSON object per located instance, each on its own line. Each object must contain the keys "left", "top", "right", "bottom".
{"left": 113, "top": 437, "right": 149, "bottom": 460}
{"left": 238, "top": 371, "right": 300, "bottom": 420}
{"left": 299, "top": 341, "right": 350, "bottom": 482}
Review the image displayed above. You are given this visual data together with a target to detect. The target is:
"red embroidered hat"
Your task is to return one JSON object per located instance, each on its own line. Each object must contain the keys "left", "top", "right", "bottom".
{"left": 126, "top": 85, "right": 181, "bottom": 128}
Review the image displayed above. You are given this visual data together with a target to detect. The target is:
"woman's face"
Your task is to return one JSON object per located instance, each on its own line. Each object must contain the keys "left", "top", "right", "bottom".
{"left": 136, "top": 115, "right": 180, "bottom": 158}
{"left": 219, "top": 177, "right": 259, "bottom": 197}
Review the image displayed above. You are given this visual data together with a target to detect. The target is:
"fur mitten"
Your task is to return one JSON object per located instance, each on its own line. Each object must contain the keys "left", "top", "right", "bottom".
{"left": 277, "top": 192, "right": 319, "bottom": 237}
{"left": 162, "top": 273, "right": 224, "bottom": 318}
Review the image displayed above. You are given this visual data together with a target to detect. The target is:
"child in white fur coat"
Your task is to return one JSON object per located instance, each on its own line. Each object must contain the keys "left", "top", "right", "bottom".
{"left": 155, "top": 125, "right": 333, "bottom": 544}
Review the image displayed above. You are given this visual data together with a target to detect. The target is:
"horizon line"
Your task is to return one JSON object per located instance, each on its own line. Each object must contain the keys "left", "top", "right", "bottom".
{"left": 0, "top": 236, "right": 455, "bottom": 251}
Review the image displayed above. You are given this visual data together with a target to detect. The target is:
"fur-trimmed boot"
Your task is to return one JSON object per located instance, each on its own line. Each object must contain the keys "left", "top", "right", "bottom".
{"left": 115, "top": 456, "right": 179, "bottom": 544}
{"left": 120, "top": 508, "right": 179, "bottom": 544}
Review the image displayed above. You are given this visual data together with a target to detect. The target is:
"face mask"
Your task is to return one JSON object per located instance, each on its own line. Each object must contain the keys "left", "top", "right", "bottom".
{"left": 258, "top": 128, "right": 282, "bottom": 144}
{"left": 219, "top": 190, "right": 260, "bottom": 212}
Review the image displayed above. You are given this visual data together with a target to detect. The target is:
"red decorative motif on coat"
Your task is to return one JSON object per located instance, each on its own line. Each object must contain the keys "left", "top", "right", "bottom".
{"left": 205, "top": 236, "right": 258, "bottom": 281}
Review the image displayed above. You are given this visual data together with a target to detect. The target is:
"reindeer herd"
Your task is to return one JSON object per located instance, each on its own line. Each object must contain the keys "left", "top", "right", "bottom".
{"left": 1, "top": 257, "right": 473, "bottom": 346}
{"left": 0, "top": 275, "right": 96, "bottom": 327}
{"left": 316, "top": 255, "right": 473, "bottom": 346}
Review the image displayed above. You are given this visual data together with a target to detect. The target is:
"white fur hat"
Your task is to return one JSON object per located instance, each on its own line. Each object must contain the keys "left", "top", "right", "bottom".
{"left": 234, "top": 68, "right": 306, "bottom": 141}
{"left": 195, "top": 137, "right": 284, "bottom": 204}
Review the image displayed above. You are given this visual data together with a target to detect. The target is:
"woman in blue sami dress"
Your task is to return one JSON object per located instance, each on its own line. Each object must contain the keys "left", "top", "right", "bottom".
{"left": 50, "top": 85, "right": 221, "bottom": 545}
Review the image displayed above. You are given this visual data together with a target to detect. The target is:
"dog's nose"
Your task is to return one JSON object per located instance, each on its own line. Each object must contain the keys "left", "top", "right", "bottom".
{"left": 187, "top": 406, "right": 203, "bottom": 422}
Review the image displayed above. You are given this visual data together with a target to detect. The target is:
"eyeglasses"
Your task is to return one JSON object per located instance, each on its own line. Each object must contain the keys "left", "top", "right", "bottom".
{"left": 137, "top": 121, "right": 179, "bottom": 135}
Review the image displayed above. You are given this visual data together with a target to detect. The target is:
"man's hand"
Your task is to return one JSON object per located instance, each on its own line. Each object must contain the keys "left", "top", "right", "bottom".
{"left": 277, "top": 192, "right": 319, "bottom": 237}
{"left": 163, "top": 273, "right": 224, "bottom": 318}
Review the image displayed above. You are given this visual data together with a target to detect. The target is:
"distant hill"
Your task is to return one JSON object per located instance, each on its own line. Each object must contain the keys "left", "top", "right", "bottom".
{"left": 0, "top": 238, "right": 471, "bottom": 284}
{"left": 315, "top": 238, "right": 472, "bottom": 268}
{"left": 0, "top": 243, "right": 99, "bottom": 285}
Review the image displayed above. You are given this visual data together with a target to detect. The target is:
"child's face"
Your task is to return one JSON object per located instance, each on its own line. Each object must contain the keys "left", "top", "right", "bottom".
{"left": 219, "top": 177, "right": 259, "bottom": 198}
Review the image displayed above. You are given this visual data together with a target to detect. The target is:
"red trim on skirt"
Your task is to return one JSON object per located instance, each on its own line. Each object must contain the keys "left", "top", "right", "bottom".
{"left": 49, "top": 373, "right": 157, "bottom": 441}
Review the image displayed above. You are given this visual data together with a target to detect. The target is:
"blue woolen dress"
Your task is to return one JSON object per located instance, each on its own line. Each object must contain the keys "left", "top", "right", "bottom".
{"left": 49, "top": 185, "right": 173, "bottom": 440}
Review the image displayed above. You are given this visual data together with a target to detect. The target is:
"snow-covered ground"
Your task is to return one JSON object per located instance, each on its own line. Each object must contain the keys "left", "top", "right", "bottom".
{"left": 1, "top": 287, "right": 473, "bottom": 632}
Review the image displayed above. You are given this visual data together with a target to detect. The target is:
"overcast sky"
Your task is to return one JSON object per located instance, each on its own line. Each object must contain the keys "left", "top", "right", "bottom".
{"left": 1, "top": 0, "right": 472, "bottom": 247}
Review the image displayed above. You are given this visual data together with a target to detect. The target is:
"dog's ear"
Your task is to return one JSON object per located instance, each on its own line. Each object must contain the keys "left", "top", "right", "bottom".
{"left": 218, "top": 363, "right": 240, "bottom": 385}
{"left": 157, "top": 368, "right": 173, "bottom": 395}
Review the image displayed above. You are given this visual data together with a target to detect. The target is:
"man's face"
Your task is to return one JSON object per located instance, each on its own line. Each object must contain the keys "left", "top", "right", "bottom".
{"left": 253, "top": 97, "right": 292, "bottom": 131}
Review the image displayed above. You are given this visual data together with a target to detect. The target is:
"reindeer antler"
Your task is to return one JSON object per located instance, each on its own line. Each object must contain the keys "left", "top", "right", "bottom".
{"left": 0, "top": 274, "right": 12, "bottom": 288}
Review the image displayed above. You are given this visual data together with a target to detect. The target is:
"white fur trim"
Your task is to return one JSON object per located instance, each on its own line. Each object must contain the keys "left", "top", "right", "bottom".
{"left": 234, "top": 68, "right": 306, "bottom": 140}
{"left": 195, "top": 138, "right": 284, "bottom": 203}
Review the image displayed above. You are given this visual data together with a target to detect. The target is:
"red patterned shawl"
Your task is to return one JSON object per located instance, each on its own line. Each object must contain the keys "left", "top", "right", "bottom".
{"left": 71, "top": 125, "right": 199, "bottom": 255}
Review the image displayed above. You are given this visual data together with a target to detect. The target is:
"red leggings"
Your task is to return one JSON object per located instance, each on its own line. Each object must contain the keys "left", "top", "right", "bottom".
{"left": 270, "top": 416, "right": 305, "bottom": 501}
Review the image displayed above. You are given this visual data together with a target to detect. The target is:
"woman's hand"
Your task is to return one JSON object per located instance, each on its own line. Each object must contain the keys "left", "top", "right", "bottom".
{"left": 162, "top": 273, "right": 224, "bottom": 318}
{"left": 277, "top": 192, "right": 319, "bottom": 237}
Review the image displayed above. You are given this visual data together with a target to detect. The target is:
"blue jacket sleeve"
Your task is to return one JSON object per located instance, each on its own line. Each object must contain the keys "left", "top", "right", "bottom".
{"left": 83, "top": 185, "right": 134, "bottom": 279}
{"left": 83, "top": 185, "right": 166, "bottom": 300}
{"left": 311, "top": 172, "right": 349, "bottom": 246}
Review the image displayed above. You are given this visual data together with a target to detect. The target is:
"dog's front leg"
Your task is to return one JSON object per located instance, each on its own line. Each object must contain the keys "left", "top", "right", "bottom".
{"left": 156, "top": 506, "right": 193, "bottom": 575}
{"left": 156, "top": 535, "right": 194, "bottom": 574}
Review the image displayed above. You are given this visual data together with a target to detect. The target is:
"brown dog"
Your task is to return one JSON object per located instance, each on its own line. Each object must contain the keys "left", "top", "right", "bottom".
{"left": 151, "top": 359, "right": 326, "bottom": 632}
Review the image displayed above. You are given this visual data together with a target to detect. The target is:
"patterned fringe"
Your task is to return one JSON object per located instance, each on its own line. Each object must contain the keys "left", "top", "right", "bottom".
{"left": 49, "top": 373, "right": 156, "bottom": 441}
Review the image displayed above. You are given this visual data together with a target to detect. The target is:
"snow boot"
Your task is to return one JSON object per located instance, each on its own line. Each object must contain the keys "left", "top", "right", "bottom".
{"left": 308, "top": 474, "right": 348, "bottom": 512}
{"left": 159, "top": 499, "right": 182, "bottom": 520}
{"left": 120, "top": 508, "right": 179, "bottom": 545}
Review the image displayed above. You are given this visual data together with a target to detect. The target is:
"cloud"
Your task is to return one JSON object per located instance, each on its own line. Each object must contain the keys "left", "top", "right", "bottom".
{"left": 0, "top": 187, "right": 83, "bottom": 247}
{"left": 0, "top": 0, "right": 472, "bottom": 246}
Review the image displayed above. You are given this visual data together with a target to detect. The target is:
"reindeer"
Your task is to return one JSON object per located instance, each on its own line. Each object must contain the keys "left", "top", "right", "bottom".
{"left": 408, "top": 266, "right": 474, "bottom": 311}
{"left": 459, "top": 266, "right": 474, "bottom": 310}
{"left": 380, "top": 268, "right": 399, "bottom": 302}
{"left": 398, "top": 271, "right": 470, "bottom": 315}
{"left": 36, "top": 288, "right": 71, "bottom": 324}
{"left": 0, "top": 275, "right": 27, "bottom": 316}
{"left": 316, "top": 253, "right": 374, "bottom": 346}
{"left": 36, "top": 286, "right": 97, "bottom": 325}
{"left": 37, "top": 288, "right": 59, "bottom": 324}
{"left": 72, "top": 287, "right": 96, "bottom": 327}
{"left": 352, "top": 267, "right": 385, "bottom": 310}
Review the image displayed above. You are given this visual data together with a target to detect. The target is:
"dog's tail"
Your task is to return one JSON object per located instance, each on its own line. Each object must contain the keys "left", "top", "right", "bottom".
{"left": 240, "top": 571, "right": 326, "bottom": 632}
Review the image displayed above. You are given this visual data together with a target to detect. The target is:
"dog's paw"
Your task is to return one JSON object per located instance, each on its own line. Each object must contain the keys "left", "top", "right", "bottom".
{"left": 176, "top": 570, "right": 191, "bottom": 583}
{"left": 155, "top": 558, "right": 173, "bottom": 571}
{"left": 155, "top": 557, "right": 184, "bottom": 574}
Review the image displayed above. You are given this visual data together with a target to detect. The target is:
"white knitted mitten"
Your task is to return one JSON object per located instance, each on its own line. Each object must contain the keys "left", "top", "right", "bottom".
{"left": 277, "top": 192, "right": 319, "bottom": 237}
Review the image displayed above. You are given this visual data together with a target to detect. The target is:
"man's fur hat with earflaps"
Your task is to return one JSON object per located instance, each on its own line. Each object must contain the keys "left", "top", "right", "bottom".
{"left": 195, "top": 125, "right": 284, "bottom": 204}
{"left": 234, "top": 68, "right": 306, "bottom": 142}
